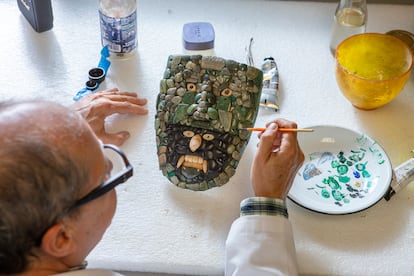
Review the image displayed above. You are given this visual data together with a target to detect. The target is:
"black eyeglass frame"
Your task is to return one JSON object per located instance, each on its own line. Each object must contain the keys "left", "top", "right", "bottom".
{"left": 69, "top": 144, "right": 133, "bottom": 212}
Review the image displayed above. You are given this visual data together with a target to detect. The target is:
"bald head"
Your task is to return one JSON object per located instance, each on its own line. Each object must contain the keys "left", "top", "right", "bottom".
{"left": 0, "top": 100, "right": 101, "bottom": 273}
{"left": 0, "top": 100, "right": 89, "bottom": 148}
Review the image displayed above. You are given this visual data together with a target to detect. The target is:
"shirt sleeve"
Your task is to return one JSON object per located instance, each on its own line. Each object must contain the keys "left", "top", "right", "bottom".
{"left": 225, "top": 197, "right": 299, "bottom": 276}
{"left": 240, "top": 197, "right": 288, "bottom": 218}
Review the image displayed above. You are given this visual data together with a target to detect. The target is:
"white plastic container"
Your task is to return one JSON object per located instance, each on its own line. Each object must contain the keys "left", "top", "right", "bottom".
{"left": 99, "top": 0, "right": 137, "bottom": 58}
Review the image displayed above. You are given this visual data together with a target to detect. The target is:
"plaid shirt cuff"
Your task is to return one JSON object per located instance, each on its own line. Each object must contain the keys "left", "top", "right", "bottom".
{"left": 240, "top": 197, "right": 288, "bottom": 218}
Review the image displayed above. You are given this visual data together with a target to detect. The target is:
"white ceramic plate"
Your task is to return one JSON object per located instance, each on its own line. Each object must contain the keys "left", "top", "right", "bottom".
{"left": 289, "top": 125, "right": 392, "bottom": 215}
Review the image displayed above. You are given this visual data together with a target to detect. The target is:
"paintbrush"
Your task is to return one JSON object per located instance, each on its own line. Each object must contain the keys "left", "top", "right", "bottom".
{"left": 240, "top": 127, "right": 314, "bottom": 132}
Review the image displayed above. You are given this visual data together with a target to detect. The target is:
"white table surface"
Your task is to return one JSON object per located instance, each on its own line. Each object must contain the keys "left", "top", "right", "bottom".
{"left": 1, "top": 0, "right": 414, "bottom": 275}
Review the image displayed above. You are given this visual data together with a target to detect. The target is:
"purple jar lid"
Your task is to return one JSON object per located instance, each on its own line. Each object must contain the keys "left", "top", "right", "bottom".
{"left": 182, "top": 22, "right": 215, "bottom": 50}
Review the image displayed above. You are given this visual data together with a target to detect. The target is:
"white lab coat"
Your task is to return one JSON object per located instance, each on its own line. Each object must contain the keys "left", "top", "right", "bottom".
{"left": 56, "top": 215, "right": 298, "bottom": 276}
{"left": 225, "top": 214, "right": 299, "bottom": 276}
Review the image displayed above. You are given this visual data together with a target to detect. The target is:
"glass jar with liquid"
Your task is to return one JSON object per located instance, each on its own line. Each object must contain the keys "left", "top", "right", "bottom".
{"left": 329, "top": 0, "right": 367, "bottom": 55}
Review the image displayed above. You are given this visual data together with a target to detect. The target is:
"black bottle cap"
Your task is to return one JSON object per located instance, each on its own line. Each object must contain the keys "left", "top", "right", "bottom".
{"left": 88, "top": 67, "right": 106, "bottom": 83}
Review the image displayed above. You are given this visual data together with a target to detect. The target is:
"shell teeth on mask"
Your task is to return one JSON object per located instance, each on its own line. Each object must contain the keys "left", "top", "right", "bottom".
{"left": 177, "top": 155, "right": 185, "bottom": 168}
{"left": 177, "top": 154, "right": 207, "bottom": 172}
{"left": 203, "top": 160, "right": 208, "bottom": 174}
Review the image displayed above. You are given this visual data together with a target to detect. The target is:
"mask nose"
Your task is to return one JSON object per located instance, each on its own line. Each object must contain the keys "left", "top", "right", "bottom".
{"left": 189, "top": 134, "right": 202, "bottom": 152}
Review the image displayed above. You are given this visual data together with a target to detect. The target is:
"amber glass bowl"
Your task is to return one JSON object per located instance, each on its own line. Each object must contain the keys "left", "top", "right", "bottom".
{"left": 335, "top": 33, "right": 413, "bottom": 110}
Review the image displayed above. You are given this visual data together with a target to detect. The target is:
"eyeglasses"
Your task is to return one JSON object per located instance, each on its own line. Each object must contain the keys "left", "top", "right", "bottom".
{"left": 69, "top": 144, "right": 133, "bottom": 211}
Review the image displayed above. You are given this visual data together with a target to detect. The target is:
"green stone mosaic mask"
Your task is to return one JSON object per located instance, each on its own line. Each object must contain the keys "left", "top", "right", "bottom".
{"left": 155, "top": 55, "right": 263, "bottom": 191}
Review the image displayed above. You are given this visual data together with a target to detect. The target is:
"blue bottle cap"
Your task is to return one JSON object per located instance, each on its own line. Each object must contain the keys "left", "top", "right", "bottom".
{"left": 182, "top": 22, "right": 215, "bottom": 50}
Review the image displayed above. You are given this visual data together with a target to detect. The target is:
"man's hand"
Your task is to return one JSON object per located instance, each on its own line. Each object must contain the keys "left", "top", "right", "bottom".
{"left": 251, "top": 118, "right": 305, "bottom": 199}
{"left": 71, "top": 88, "right": 148, "bottom": 146}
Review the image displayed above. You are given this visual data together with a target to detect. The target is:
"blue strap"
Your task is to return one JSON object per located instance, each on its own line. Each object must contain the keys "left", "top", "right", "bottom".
{"left": 73, "top": 46, "right": 111, "bottom": 101}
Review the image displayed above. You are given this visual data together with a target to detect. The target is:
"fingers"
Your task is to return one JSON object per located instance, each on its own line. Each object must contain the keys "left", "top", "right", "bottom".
{"left": 251, "top": 119, "right": 303, "bottom": 199}
{"left": 108, "top": 95, "right": 148, "bottom": 110}
{"left": 101, "top": 99, "right": 148, "bottom": 115}
{"left": 256, "top": 123, "right": 278, "bottom": 159}
{"left": 93, "top": 88, "right": 143, "bottom": 101}
{"left": 98, "top": 131, "right": 131, "bottom": 146}
{"left": 91, "top": 90, "right": 149, "bottom": 116}
{"left": 257, "top": 118, "right": 302, "bottom": 157}
{"left": 72, "top": 88, "right": 149, "bottom": 146}
{"left": 99, "top": 90, "right": 139, "bottom": 101}
{"left": 278, "top": 130, "right": 298, "bottom": 155}
{"left": 266, "top": 118, "right": 298, "bottom": 130}
{"left": 95, "top": 90, "right": 147, "bottom": 105}
{"left": 102, "top": 87, "right": 120, "bottom": 93}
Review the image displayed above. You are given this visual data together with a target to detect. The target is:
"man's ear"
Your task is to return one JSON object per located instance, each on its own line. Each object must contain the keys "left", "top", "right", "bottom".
{"left": 40, "top": 221, "right": 76, "bottom": 257}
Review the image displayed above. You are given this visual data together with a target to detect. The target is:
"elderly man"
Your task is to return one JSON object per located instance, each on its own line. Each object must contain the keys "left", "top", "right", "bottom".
{"left": 0, "top": 89, "right": 303, "bottom": 275}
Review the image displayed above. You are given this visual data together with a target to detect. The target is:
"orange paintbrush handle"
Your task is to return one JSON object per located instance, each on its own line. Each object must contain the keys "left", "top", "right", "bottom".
{"left": 242, "top": 127, "right": 314, "bottom": 132}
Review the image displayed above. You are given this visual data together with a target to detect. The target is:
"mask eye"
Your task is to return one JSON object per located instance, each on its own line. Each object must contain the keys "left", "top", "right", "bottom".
{"left": 183, "top": 130, "right": 195, "bottom": 137}
{"left": 202, "top": 133, "right": 215, "bottom": 141}
{"left": 187, "top": 83, "right": 197, "bottom": 92}
{"left": 221, "top": 88, "right": 232, "bottom": 97}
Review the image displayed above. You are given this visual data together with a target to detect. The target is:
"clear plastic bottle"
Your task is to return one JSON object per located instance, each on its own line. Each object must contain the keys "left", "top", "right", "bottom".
{"left": 99, "top": 0, "right": 137, "bottom": 58}
{"left": 329, "top": 0, "right": 367, "bottom": 56}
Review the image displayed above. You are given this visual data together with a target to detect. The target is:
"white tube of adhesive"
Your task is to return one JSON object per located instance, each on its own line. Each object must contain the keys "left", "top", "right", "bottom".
{"left": 260, "top": 57, "right": 280, "bottom": 112}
